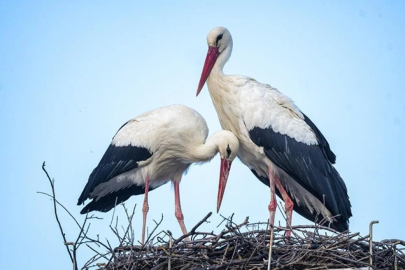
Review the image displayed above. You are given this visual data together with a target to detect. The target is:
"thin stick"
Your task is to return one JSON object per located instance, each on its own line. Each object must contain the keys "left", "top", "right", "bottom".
{"left": 41, "top": 162, "right": 76, "bottom": 268}
{"left": 369, "top": 220, "right": 379, "bottom": 268}
{"left": 268, "top": 223, "right": 274, "bottom": 270}
{"left": 168, "top": 230, "right": 172, "bottom": 270}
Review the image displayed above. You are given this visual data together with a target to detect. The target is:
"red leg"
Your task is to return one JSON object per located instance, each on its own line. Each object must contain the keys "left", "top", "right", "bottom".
{"left": 141, "top": 176, "right": 150, "bottom": 245}
{"left": 273, "top": 177, "right": 294, "bottom": 238}
{"left": 267, "top": 168, "right": 277, "bottom": 268}
{"left": 268, "top": 170, "right": 277, "bottom": 227}
{"left": 173, "top": 181, "right": 189, "bottom": 240}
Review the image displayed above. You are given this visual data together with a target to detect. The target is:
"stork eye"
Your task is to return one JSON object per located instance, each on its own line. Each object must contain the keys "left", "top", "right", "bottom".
{"left": 226, "top": 144, "right": 231, "bottom": 158}
{"left": 216, "top": 34, "right": 223, "bottom": 46}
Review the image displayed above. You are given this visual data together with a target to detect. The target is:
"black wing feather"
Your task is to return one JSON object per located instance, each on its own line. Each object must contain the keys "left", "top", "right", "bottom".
{"left": 80, "top": 182, "right": 164, "bottom": 214}
{"left": 249, "top": 127, "right": 351, "bottom": 231}
{"left": 77, "top": 144, "right": 152, "bottom": 206}
{"left": 302, "top": 113, "right": 336, "bottom": 164}
{"left": 250, "top": 169, "right": 348, "bottom": 232}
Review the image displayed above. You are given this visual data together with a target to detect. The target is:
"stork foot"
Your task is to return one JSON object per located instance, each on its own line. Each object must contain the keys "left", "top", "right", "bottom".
{"left": 174, "top": 181, "right": 190, "bottom": 241}
{"left": 284, "top": 198, "right": 294, "bottom": 240}
{"left": 268, "top": 169, "right": 277, "bottom": 252}
{"left": 268, "top": 199, "right": 277, "bottom": 227}
{"left": 141, "top": 199, "right": 149, "bottom": 245}
{"left": 141, "top": 177, "right": 150, "bottom": 245}
{"left": 175, "top": 209, "right": 190, "bottom": 241}
{"left": 272, "top": 174, "right": 294, "bottom": 241}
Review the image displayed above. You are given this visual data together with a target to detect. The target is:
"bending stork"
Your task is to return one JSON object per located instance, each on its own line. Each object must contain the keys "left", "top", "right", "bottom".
{"left": 78, "top": 104, "right": 239, "bottom": 244}
{"left": 196, "top": 26, "right": 352, "bottom": 235}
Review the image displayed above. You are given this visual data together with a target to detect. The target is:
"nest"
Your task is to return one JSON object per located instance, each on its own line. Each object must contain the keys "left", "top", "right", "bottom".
{"left": 39, "top": 163, "right": 405, "bottom": 270}
{"left": 101, "top": 213, "right": 405, "bottom": 270}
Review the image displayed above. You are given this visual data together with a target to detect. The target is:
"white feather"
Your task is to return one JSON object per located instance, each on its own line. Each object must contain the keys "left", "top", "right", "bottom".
{"left": 203, "top": 26, "right": 336, "bottom": 223}
{"left": 88, "top": 105, "right": 240, "bottom": 201}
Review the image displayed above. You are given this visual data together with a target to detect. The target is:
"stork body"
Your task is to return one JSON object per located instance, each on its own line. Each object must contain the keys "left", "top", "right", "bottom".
{"left": 78, "top": 104, "right": 239, "bottom": 243}
{"left": 197, "top": 27, "right": 352, "bottom": 233}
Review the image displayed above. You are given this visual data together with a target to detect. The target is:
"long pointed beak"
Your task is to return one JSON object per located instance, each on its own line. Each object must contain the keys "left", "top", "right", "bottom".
{"left": 196, "top": 46, "right": 220, "bottom": 96}
{"left": 217, "top": 158, "right": 232, "bottom": 213}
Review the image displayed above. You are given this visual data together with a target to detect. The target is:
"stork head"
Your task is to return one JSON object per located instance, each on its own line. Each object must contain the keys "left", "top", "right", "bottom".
{"left": 213, "top": 130, "right": 239, "bottom": 213}
{"left": 196, "top": 26, "right": 233, "bottom": 96}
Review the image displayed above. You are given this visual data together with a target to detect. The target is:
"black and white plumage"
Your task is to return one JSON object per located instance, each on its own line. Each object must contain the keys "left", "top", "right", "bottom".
{"left": 196, "top": 26, "right": 352, "bottom": 233}
{"left": 78, "top": 145, "right": 152, "bottom": 214}
{"left": 78, "top": 104, "right": 239, "bottom": 243}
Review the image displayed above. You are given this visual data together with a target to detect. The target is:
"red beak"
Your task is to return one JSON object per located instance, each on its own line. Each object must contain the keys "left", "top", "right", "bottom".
{"left": 217, "top": 158, "right": 232, "bottom": 213}
{"left": 196, "top": 46, "right": 220, "bottom": 96}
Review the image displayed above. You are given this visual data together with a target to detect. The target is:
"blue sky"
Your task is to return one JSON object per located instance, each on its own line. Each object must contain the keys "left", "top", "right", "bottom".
{"left": 1, "top": 1, "right": 404, "bottom": 269}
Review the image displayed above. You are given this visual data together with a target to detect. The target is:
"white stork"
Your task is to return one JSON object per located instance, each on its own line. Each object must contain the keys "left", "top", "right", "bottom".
{"left": 196, "top": 26, "right": 352, "bottom": 235}
{"left": 78, "top": 104, "right": 239, "bottom": 244}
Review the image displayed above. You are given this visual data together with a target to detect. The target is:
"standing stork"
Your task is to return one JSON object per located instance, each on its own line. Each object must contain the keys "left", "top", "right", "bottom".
{"left": 78, "top": 104, "right": 239, "bottom": 244}
{"left": 196, "top": 26, "right": 352, "bottom": 235}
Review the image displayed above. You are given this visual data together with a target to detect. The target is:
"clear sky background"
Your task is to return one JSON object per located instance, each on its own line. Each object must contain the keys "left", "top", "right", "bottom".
{"left": 1, "top": 1, "right": 404, "bottom": 269}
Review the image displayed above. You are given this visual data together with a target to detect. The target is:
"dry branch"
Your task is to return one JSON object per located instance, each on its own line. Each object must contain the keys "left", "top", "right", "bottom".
{"left": 102, "top": 215, "right": 405, "bottom": 270}
{"left": 40, "top": 162, "right": 404, "bottom": 270}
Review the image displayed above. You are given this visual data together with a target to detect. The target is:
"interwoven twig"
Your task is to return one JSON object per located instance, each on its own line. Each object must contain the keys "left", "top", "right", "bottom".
{"left": 103, "top": 213, "right": 405, "bottom": 270}
{"left": 40, "top": 164, "right": 404, "bottom": 270}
